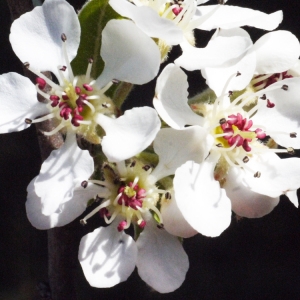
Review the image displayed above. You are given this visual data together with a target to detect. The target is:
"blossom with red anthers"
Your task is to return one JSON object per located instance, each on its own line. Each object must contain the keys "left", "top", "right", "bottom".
{"left": 117, "top": 182, "right": 146, "bottom": 210}
{"left": 221, "top": 113, "right": 266, "bottom": 152}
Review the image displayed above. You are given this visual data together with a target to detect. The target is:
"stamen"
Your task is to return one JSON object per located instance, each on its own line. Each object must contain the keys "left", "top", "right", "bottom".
{"left": 30, "top": 113, "right": 55, "bottom": 124}
{"left": 243, "top": 156, "right": 249, "bottom": 163}
{"left": 61, "top": 35, "right": 74, "bottom": 81}
{"left": 25, "top": 118, "right": 32, "bottom": 124}
{"left": 81, "top": 199, "right": 111, "bottom": 223}
{"left": 290, "top": 132, "right": 297, "bottom": 138}
{"left": 282, "top": 84, "right": 288, "bottom": 91}
{"left": 85, "top": 58, "right": 93, "bottom": 82}
{"left": 254, "top": 171, "right": 261, "bottom": 178}
{"left": 82, "top": 100, "right": 95, "bottom": 113}
{"left": 43, "top": 121, "right": 66, "bottom": 136}
{"left": 81, "top": 181, "right": 88, "bottom": 188}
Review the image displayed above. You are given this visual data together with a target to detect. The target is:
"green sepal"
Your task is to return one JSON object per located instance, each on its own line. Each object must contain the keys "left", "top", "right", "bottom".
{"left": 71, "top": 0, "right": 121, "bottom": 79}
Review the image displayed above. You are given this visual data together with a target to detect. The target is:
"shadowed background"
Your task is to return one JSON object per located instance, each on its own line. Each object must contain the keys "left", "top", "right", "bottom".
{"left": 1, "top": 0, "right": 300, "bottom": 299}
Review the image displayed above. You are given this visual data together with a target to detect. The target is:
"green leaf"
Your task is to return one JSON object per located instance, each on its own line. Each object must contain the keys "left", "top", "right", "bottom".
{"left": 71, "top": 0, "right": 121, "bottom": 79}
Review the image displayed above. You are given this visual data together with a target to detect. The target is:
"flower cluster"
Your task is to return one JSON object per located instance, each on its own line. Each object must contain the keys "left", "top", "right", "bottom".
{"left": 2, "top": 0, "right": 300, "bottom": 294}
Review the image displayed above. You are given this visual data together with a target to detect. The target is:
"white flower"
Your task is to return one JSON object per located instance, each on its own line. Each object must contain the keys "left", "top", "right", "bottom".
{"left": 154, "top": 63, "right": 300, "bottom": 225}
{"left": 78, "top": 160, "right": 190, "bottom": 293}
{"left": 1, "top": 0, "right": 161, "bottom": 217}
{"left": 177, "top": 28, "right": 300, "bottom": 96}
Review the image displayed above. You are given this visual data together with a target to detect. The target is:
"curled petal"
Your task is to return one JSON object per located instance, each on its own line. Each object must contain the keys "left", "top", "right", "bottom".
{"left": 196, "top": 5, "right": 282, "bottom": 31}
{"left": 285, "top": 190, "right": 299, "bottom": 208}
{"left": 154, "top": 63, "right": 203, "bottom": 129}
{"left": 95, "top": 19, "right": 160, "bottom": 88}
{"left": 174, "top": 157, "right": 232, "bottom": 237}
{"left": 34, "top": 132, "right": 94, "bottom": 216}
{"left": 79, "top": 224, "right": 137, "bottom": 288}
{"left": 97, "top": 107, "right": 161, "bottom": 162}
{"left": 136, "top": 220, "right": 189, "bottom": 293}
{"left": 10, "top": 0, "right": 80, "bottom": 79}
{"left": 176, "top": 28, "right": 252, "bottom": 71}
{"left": 0, "top": 73, "right": 48, "bottom": 133}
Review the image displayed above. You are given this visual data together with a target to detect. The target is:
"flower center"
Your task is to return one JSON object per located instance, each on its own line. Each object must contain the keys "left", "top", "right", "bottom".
{"left": 80, "top": 162, "right": 164, "bottom": 232}
{"left": 214, "top": 113, "right": 266, "bottom": 152}
{"left": 24, "top": 33, "right": 116, "bottom": 143}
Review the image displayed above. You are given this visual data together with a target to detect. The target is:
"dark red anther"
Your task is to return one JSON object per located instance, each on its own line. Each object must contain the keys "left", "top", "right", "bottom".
{"left": 242, "top": 140, "right": 251, "bottom": 152}
{"left": 138, "top": 220, "right": 146, "bottom": 229}
{"left": 117, "top": 220, "right": 127, "bottom": 232}
{"left": 75, "top": 86, "right": 81, "bottom": 94}
{"left": 62, "top": 94, "right": 69, "bottom": 100}
{"left": 255, "top": 128, "right": 266, "bottom": 139}
{"left": 50, "top": 95, "right": 60, "bottom": 107}
{"left": 83, "top": 83, "right": 93, "bottom": 91}
{"left": 266, "top": 99, "right": 275, "bottom": 108}
{"left": 60, "top": 106, "right": 72, "bottom": 120}
{"left": 71, "top": 114, "right": 84, "bottom": 126}
{"left": 36, "top": 77, "right": 46, "bottom": 90}
{"left": 99, "top": 208, "right": 110, "bottom": 218}
{"left": 172, "top": 6, "right": 183, "bottom": 15}
{"left": 60, "top": 66, "right": 67, "bottom": 71}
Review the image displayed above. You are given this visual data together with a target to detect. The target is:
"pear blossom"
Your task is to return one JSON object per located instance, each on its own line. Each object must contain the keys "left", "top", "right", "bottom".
{"left": 1, "top": 0, "right": 161, "bottom": 217}
{"left": 109, "top": 0, "right": 283, "bottom": 60}
{"left": 154, "top": 63, "right": 300, "bottom": 222}
{"left": 77, "top": 125, "right": 215, "bottom": 291}
{"left": 177, "top": 28, "right": 300, "bottom": 96}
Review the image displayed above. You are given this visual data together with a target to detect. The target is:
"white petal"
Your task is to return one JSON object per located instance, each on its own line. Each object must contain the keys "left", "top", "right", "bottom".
{"left": 79, "top": 225, "right": 137, "bottom": 288}
{"left": 176, "top": 28, "right": 252, "bottom": 71}
{"left": 196, "top": 5, "right": 282, "bottom": 31}
{"left": 10, "top": 0, "right": 80, "bottom": 78}
{"left": 151, "top": 127, "right": 214, "bottom": 180}
{"left": 223, "top": 169, "right": 280, "bottom": 218}
{"left": 109, "top": 0, "right": 182, "bottom": 45}
{"left": 251, "top": 78, "right": 300, "bottom": 148}
{"left": 97, "top": 107, "right": 161, "bottom": 162}
{"left": 136, "top": 220, "right": 189, "bottom": 293}
{"left": 253, "top": 31, "right": 300, "bottom": 74}
{"left": 201, "top": 50, "right": 256, "bottom": 96}
{"left": 34, "top": 132, "right": 94, "bottom": 216}
{"left": 26, "top": 180, "right": 104, "bottom": 229}
{"left": 230, "top": 152, "right": 300, "bottom": 198}
{"left": 174, "top": 158, "right": 232, "bottom": 237}
{"left": 95, "top": 19, "right": 160, "bottom": 89}
{"left": 0, "top": 73, "right": 48, "bottom": 133}
{"left": 154, "top": 63, "right": 203, "bottom": 129}
{"left": 286, "top": 190, "right": 298, "bottom": 208}
{"left": 161, "top": 190, "right": 198, "bottom": 238}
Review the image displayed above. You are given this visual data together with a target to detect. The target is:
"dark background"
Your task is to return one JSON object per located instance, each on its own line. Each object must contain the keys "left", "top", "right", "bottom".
{"left": 1, "top": 0, "right": 300, "bottom": 299}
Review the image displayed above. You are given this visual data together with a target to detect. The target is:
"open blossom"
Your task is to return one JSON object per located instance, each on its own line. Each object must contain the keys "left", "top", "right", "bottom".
{"left": 109, "top": 0, "right": 283, "bottom": 60}
{"left": 154, "top": 64, "right": 300, "bottom": 227}
{"left": 1, "top": 0, "right": 161, "bottom": 217}
{"left": 77, "top": 125, "right": 217, "bottom": 292}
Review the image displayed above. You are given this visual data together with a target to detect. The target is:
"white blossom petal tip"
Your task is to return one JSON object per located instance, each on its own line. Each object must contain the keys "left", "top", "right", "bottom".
{"left": 95, "top": 19, "right": 160, "bottom": 89}
{"left": 79, "top": 225, "right": 137, "bottom": 288}
{"left": 97, "top": 107, "right": 161, "bottom": 162}
{"left": 174, "top": 159, "right": 232, "bottom": 237}
{"left": 34, "top": 133, "right": 94, "bottom": 216}
{"left": 10, "top": 0, "right": 80, "bottom": 77}
{"left": 136, "top": 220, "right": 189, "bottom": 293}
